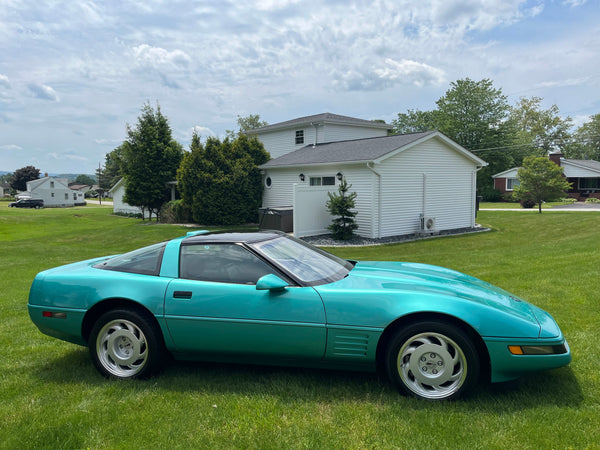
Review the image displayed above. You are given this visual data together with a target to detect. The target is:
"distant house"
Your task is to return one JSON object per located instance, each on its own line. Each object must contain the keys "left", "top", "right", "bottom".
{"left": 0, "top": 182, "right": 10, "bottom": 197}
{"left": 17, "top": 176, "right": 85, "bottom": 207}
{"left": 69, "top": 184, "right": 94, "bottom": 196}
{"left": 256, "top": 113, "right": 487, "bottom": 238}
{"left": 109, "top": 178, "right": 177, "bottom": 218}
{"left": 109, "top": 178, "right": 148, "bottom": 218}
{"left": 493, "top": 152, "right": 600, "bottom": 200}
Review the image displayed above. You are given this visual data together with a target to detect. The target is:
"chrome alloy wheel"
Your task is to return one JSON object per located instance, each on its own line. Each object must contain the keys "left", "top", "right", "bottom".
{"left": 397, "top": 332, "right": 468, "bottom": 400}
{"left": 96, "top": 319, "right": 148, "bottom": 378}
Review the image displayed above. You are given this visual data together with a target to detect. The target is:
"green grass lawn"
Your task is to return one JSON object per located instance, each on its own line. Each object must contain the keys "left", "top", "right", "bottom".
{"left": 1, "top": 205, "right": 599, "bottom": 449}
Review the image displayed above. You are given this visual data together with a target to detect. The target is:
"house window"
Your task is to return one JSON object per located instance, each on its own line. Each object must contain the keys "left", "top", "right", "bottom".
{"left": 73, "top": 193, "right": 77, "bottom": 200}
{"left": 50, "top": 181, "right": 54, "bottom": 188}
{"left": 309, "top": 176, "right": 336, "bottom": 186}
{"left": 65, "top": 193, "right": 69, "bottom": 200}
{"left": 579, "top": 178, "right": 600, "bottom": 190}
{"left": 295, "top": 130, "right": 304, "bottom": 145}
{"left": 51, "top": 193, "right": 55, "bottom": 197}
{"left": 506, "top": 178, "right": 520, "bottom": 191}
{"left": 265, "top": 177, "right": 272, "bottom": 188}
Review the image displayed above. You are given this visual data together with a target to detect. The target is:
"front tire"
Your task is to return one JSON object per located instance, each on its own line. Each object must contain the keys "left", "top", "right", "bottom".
{"left": 89, "top": 309, "right": 165, "bottom": 379}
{"left": 386, "top": 321, "right": 479, "bottom": 400}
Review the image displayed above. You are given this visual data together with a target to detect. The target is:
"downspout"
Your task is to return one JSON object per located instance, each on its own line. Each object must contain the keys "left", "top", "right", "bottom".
{"left": 310, "top": 122, "right": 322, "bottom": 147}
{"left": 367, "top": 162, "right": 382, "bottom": 239}
{"left": 473, "top": 166, "right": 483, "bottom": 222}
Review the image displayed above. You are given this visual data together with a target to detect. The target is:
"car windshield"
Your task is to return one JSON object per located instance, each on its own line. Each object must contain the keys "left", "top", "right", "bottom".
{"left": 250, "top": 235, "right": 352, "bottom": 285}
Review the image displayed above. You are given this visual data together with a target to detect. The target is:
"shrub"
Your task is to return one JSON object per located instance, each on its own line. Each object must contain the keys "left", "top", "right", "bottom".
{"left": 560, "top": 198, "right": 577, "bottom": 204}
{"left": 501, "top": 192, "right": 517, "bottom": 202}
{"left": 326, "top": 178, "right": 358, "bottom": 240}
{"left": 160, "top": 200, "right": 191, "bottom": 223}
{"left": 585, "top": 197, "right": 600, "bottom": 204}
{"left": 479, "top": 186, "right": 502, "bottom": 202}
{"left": 520, "top": 198, "right": 536, "bottom": 208}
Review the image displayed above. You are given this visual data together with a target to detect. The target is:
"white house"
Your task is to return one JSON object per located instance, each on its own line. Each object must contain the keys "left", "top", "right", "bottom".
{"left": 493, "top": 152, "right": 600, "bottom": 200}
{"left": 17, "top": 177, "right": 85, "bottom": 207}
{"left": 256, "top": 114, "right": 487, "bottom": 239}
{"left": 109, "top": 178, "right": 148, "bottom": 217}
{"left": 251, "top": 112, "right": 391, "bottom": 160}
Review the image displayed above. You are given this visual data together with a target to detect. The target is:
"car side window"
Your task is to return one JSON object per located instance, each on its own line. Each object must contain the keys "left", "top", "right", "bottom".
{"left": 179, "top": 244, "right": 276, "bottom": 285}
{"left": 94, "top": 242, "right": 166, "bottom": 276}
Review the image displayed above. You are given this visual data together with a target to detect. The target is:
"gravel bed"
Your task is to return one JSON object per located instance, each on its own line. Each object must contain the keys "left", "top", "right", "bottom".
{"left": 301, "top": 226, "right": 489, "bottom": 247}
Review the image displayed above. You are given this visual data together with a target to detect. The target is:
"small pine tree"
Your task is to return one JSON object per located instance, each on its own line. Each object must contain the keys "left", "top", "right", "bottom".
{"left": 326, "top": 178, "right": 359, "bottom": 240}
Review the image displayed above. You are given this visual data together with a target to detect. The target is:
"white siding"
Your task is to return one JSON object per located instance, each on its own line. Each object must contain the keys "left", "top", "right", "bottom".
{"left": 376, "top": 139, "right": 477, "bottom": 237}
{"left": 322, "top": 124, "right": 387, "bottom": 143}
{"left": 256, "top": 123, "right": 388, "bottom": 160}
{"left": 27, "top": 177, "right": 78, "bottom": 207}
{"left": 263, "top": 165, "right": 375, "bottom": 238}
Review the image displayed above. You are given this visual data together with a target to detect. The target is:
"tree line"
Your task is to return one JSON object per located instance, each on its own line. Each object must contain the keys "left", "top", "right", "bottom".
{"left": 392, "top": 78, "right": 600, "bottom": 200}
{"left": 98, "top": 104, "right": 269, "bottom": 223}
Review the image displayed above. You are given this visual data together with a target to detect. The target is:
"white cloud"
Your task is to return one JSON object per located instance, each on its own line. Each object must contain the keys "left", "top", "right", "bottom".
{"left": 0, "top": 144, "right": 22, "bottom": 151}
{"left": 563, "top": 0, "right": 587, "bottom": 6}
{"left": 375, "top": 58, "right": 446, "bottom": 87}
{"left": 132, "top": 44, "right": 191, "bottom": 70}
{"left": 190, "top": 126, "right": 216, "bottom": 138}
{"left": 0, "top": 74, "right": 10, "bottom": 88}
{"left": 27, "top": 84, "right": 60, "bottom": 102}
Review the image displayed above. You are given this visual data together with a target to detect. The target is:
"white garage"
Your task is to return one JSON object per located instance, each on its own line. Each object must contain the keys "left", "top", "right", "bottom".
{"left": 259, "top": 131, "right": 487, "bottom": 238}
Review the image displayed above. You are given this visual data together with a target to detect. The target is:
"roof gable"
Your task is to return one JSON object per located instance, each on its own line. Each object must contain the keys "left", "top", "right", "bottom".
{"left": 252, "top": 112, "right": 391, "bottom": 134}
{"left": 260, "top": 131, "right": 487, "bottom": 168}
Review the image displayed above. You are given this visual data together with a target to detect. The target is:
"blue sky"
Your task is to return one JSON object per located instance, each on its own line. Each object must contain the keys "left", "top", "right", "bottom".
{"left": 1, "top": 0, "right": 599, "bottom": 173}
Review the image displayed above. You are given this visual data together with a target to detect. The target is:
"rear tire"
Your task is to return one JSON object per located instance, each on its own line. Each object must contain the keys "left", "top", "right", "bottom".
{"left": 386, "top": 321, "right": 479, "bottom": 400}
{"left": 89, "top": 309, "right": 165, "bottom": 379}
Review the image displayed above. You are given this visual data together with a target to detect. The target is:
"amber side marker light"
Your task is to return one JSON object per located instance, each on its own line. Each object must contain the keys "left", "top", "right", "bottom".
{"left": 508, "top": 345, "right": 568, "bottom": 355}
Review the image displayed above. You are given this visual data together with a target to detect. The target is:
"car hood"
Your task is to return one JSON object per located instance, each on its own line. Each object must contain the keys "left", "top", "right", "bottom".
{"left": 315, "top": 261, "right": 559, "bottom": 338}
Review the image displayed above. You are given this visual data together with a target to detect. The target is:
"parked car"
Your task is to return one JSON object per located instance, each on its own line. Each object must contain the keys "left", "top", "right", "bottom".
{"left": 9, "top": 198, "right": 44, "bottom": 208}
{"left": 28, "top": 231, "right": 571, "bottom": 400}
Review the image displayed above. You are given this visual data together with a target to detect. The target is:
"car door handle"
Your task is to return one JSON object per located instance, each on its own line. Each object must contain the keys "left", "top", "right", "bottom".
{"left": 173, "top": 291, "right": 192, "bottom": 299}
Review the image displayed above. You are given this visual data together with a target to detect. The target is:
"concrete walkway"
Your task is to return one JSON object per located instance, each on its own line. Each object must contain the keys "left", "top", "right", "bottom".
{"left": 482, "top": 203, "right": 600, "bottom": 211}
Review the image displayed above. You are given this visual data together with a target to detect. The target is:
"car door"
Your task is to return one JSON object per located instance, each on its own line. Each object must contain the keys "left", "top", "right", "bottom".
{"left": 164, "top": 243, "right": 327, "bottom": 360}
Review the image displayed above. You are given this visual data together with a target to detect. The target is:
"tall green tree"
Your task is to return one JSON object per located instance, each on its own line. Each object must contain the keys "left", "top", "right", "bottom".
{"left": 10, "top": 165, "right": 40, "bottom": 191}
{"left": 513, "top": 156, "right": 571, "bottom": 213}
{"left": 225, "top": 114, "right": 268, "bottom": 139}
{"left": 564, "top": 113, "right": 600, "bottom": 160}
{"left": 121, "top": 102, "right": 183, "bottom": 221}
{"left": 435, "top": 78, "right": 516, "bottom": 191}
{"left": 391, "top": 109, "right": 438, "bottom": 134}
{"left": 74, "top": 174, "right": 95, "bottom": 186}
{"left": 103, "top": 145, "right": 125, "bottom": 188}
{"left": 392, "top": 78, "right": 518, "bottom": 199}
{"left": 177, "top": 133, "right": 269, "bottom": 225}
{"left": 509, "top": 97, "right": 572, "bottom": 162}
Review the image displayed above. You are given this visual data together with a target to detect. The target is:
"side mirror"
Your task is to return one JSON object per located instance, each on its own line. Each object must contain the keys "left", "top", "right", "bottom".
{"left": 256, "top": 274, "right": 288, "bottom": 291}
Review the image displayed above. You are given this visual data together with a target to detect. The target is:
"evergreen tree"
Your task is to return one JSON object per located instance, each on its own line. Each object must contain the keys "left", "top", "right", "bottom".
{"left": 177, "top": 133, "right": 269, "bottom": 225}
{"left": 326, "top": 178, "right": 358, "bottom": 240}
{"left": 121, "top": 102, "right": 183, "bottom": 220}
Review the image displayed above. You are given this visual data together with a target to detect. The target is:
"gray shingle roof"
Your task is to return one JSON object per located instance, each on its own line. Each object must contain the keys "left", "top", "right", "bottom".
{"left": 260, "top": 131, "right": 437, "bottom": 168}
{"left": 252, "top": 112, "right": 391, "bottom": 134}
{"left": 564, "top": 159, "right": 600, "bottom": 173}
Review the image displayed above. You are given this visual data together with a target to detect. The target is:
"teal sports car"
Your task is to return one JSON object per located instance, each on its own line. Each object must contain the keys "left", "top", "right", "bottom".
{"left": 28, "top": 231, "right": 570, "bottom": 400}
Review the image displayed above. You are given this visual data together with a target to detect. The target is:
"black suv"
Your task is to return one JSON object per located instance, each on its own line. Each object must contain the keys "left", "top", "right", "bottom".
{"left": 8, "top": 199, "right": 44, "bottom": 209}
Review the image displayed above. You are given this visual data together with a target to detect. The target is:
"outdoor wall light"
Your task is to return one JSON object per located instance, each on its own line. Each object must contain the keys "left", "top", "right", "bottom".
{"left": 299, "top": 173, "right": 305, "bottom": 181}
{"left": 336, "top": 172, "right": 343, "bottom": 180}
